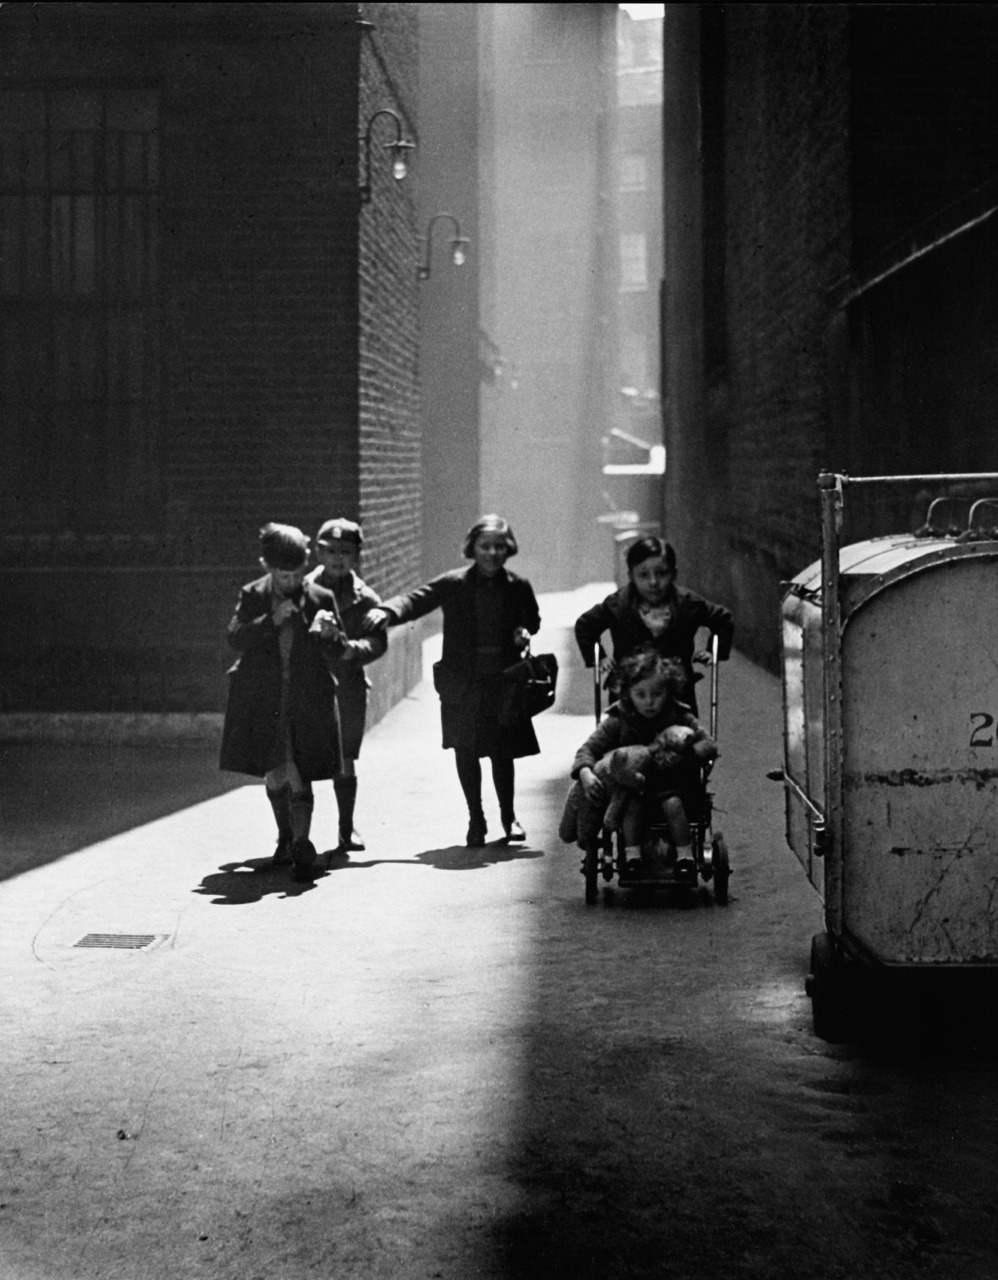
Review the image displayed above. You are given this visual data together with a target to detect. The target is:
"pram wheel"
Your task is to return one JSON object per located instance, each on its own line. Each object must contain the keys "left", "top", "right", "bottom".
{"left": 711, "top": 832, "right": 730, "bottom": 905}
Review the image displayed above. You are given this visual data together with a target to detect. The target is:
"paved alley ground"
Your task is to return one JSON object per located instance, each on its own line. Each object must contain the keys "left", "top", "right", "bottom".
{"left": 3, "top": 587, "right": 998, "bottom": 1280}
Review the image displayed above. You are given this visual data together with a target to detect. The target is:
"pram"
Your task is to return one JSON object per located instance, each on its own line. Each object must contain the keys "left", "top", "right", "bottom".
{"left": 581, "top": 636, "right": 730, "bottom": 906}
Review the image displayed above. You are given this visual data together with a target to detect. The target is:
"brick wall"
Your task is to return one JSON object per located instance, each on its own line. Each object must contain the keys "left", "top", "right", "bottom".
{"left": 163, "top": 29, "right": 363, "bottom": 561}
{"left": 664, "top": 2, "right": 998, "bottom": 672}
{"left": 0, "top": 2, "right": 425, "bottom": 717}
{"left": 353, "top": 1, "right": 425, "bottom": 716}
{"left": 664, "top": 4, "right": 851, "bottom": 671}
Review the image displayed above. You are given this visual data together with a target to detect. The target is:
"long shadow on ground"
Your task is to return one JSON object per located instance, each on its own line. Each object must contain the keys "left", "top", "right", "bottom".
{"left": 193, "top": 841, "right": 545, "bottom": 905}
{"left": 0, "top": 742, "right": 244, "bottom": 882}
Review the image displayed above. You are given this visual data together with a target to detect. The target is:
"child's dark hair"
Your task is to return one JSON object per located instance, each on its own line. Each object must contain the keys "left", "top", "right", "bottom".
{"left": 616, "top": 647, "right": 685, "bottom": 704}
{"left": 625, "top": 535, "right": 676, "bottom": 573}
{"left": 259, "top": 522, "right": 309, "bottom": 570}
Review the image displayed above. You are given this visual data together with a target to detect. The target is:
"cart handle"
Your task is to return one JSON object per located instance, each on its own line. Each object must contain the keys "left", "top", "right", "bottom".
{"left": 967, "top": 497, "right": 998, "bottom": 531}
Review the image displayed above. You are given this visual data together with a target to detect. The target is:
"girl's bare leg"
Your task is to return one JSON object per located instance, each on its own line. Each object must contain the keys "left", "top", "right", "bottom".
{"left": 662, "top": 794, "right": 694, "bottom": 865}
{"left": 622, "top": 795, "right": 643, "bottom": 870}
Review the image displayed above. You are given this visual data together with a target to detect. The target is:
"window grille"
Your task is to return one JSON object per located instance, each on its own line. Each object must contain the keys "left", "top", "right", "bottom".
{"left": 0, "top": 86, "right": 160, "bottom": 535}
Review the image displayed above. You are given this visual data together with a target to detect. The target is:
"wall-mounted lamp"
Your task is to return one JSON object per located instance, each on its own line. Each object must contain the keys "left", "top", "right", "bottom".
{"left": 359, "top": 108, "right": 416, "bottom": 204}
{"left": 418, "top": 212, "right": 471, "bottom": 280}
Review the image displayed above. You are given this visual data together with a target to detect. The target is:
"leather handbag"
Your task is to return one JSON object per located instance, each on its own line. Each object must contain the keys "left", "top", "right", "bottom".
{"left": 500, "top": 648, "right": 559, "bottom": 723}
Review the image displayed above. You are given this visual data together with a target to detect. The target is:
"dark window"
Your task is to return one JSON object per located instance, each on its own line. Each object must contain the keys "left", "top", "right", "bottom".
{"left": 0, "top": 86, "right": 160, "bottom": 533}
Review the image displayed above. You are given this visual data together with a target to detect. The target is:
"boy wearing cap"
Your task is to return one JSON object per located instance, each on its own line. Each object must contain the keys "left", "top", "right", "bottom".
{"left": 307, "top": 517, "right": 388, "bottom": 853}
{"left": 219, "top": 522, "right": 349, "bottom": 881}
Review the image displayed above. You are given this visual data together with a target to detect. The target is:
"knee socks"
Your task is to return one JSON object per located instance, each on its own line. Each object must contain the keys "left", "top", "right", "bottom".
{"left": 288, "top": 788, "right": 315, "bottom": 844}
{"left": 266, "top": 784, "right": 293, "bottom": 844}
{"left": 333, "top": 775, "right": 358, "bottom": 837}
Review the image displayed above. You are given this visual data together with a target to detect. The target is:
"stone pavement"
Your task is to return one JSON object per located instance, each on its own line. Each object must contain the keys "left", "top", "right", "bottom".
{"left": 0, "top": 586, "right": 817, "bottom": 1280}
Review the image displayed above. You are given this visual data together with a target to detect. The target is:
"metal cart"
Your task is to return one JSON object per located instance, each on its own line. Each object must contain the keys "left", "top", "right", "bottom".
{"left": 778, "top": 471, "right": 998, "bottom": 1039}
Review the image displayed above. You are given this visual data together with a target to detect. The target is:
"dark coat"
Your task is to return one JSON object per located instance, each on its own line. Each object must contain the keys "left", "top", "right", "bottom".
{"left": 574, "top": 582, "right": 733, "bottom": 712}
{"left": 574, "top": 583, "right": 733, "bottom": 670}
{"left": 219, "top": 574, "right": 346, "bottom": 781}
{"left": 381, "top": 564, "right": 542, "bottom": 757}
{"left": 306, "top": 567, "right": 387, "bottom": 759}
{"left": 570, "top": 699, "right": 711, "bottom": 815}
{"left": 570, "top": 700, "right": 706, "bottom": 778}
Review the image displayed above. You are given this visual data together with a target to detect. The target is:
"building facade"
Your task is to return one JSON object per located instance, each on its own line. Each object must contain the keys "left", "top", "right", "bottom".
{"left": 0, "top": 1, "right": 424, "bottom": 725}
{"left": 606, "top": 6, "right": 665, "bottom": 531}
{"left": 661, "top": 3, "right": 998, "bottom": 670}
{"left": 416, "top": 1, "right": 482, "bottom": 581}
{"left": 477, "top": 2, "right": 619, "bottom": 591}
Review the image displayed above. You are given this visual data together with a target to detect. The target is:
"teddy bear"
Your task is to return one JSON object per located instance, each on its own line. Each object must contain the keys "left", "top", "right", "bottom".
{"left": 558, "top": 723, "right": 713, "bottom": 847}
{"left": 648, "top": 723, "right": 700, "bottom": 770}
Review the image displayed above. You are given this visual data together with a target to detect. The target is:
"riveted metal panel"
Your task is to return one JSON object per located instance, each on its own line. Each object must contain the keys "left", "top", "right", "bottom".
{"left": 841, "top": 557, "right": 998, "bottom": 964}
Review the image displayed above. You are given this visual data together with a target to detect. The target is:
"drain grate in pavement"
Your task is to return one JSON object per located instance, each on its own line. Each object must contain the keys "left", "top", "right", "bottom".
{"left": 74, "top": 933, "right": 167, "bottom": 951}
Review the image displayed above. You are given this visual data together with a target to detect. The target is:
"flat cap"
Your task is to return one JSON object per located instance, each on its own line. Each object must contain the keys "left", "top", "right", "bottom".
{"left": 316, "top": 518, "right": 363, "bottom": 547}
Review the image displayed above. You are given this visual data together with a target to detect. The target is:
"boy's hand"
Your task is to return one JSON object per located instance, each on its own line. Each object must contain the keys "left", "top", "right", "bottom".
{"left": 310, "top": 609, "right": 343, "bottom": 642}
{"left": 693, "top": 648, "right": 713, "bottom": 665}
{"left": 272, "top": 599, "right": 297, "bottom": 626}
{"left": 579, "top": 767, "right": 604, "bottom": 804}
{"left": 513, "top": 626, "right": 530, "bottom": 651}
{"left": 362, "top": 608, "right": 391, "bottom": 632}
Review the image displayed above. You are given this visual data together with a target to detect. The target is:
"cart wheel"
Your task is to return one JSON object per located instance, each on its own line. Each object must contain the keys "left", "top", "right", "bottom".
{"left": 583, "top": 840, "right": 599, "bottom": 905}
{"left": 711, "top": 832, "right": 730, "bottom": 905}
{"left": 807, "top": 932, "right": 852, "bottom": 1043}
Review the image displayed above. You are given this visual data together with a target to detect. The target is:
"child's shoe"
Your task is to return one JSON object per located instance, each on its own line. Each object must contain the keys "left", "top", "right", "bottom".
{"left": 674, "top": 846, "right": 697, "bottom": 883}
{"left": 272, "top": 836, "right": 293, "bottom": 868}
{"left": 338, "top": 826, "right": 365, "bottom": 854}
{"left": 292, "top": 838, "right": 318, "bottom": 882}
{"left": 466, "top": 816, "right": 488, "bottom": 847}
{"left": 622, "top": 845, "right": 644, "bottom": 876}
{"left": 333, "top": 777, "right": 363, "bottom": 853}
{"left": 503, "top": 819, "right": 526, "bottom": 843}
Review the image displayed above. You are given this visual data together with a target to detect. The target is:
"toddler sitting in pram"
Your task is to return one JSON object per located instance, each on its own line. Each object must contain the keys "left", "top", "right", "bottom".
{"left": 562, "top": 648, "right": 718, "bottom": 876}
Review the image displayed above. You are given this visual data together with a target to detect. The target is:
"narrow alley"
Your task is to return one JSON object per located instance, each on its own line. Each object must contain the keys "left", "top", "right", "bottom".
{"left": 3, "top": 591, "right": 998, "bottom": 1280}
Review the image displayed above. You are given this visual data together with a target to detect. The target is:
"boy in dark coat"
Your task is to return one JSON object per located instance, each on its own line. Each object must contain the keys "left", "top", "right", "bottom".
{"left": 306, "top": 517, "right": 387, "bottom": 854}
{"left": 219, "top": 523, "right": 348, "bottom": 881}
